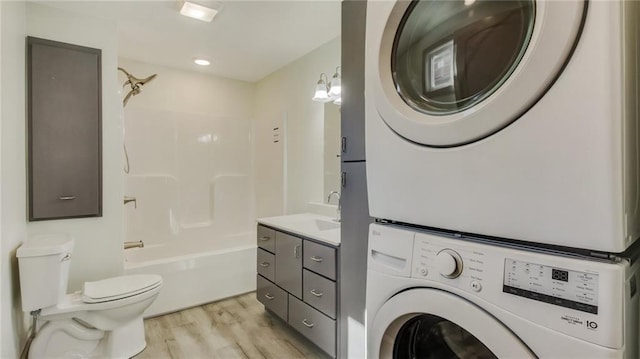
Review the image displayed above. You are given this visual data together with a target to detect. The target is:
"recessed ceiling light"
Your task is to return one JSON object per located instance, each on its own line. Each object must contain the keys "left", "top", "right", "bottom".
{"left": 180, "top": 2, "right": 218, "bottom": 22}
{"left": 194, "top": 59, "right": 211, "bottom": 66}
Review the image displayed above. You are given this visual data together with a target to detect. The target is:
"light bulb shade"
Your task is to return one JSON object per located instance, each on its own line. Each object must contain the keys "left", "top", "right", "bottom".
{"left": 333, "top": 96, "right": 342, "bottom": 106}
{"left": 328, "top": 77, "right": 341, "bottom": 99}
{"left": 312, "top": 82, "right": 331, "bottom": 102}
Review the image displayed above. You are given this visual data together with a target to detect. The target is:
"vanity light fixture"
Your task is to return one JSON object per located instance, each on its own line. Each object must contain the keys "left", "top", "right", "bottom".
{"left": 194, "top": 58, "right": 211, "bottom": 66}
{"left": 180, "top": 1, "right": 218, "bottom": 22}
{"left": 312, "top": 66, "right": 342, "bottom": 104}
{"left": 328, "top": 66, "right": 341, "bottom": 99}
{"left": 312, "top": 73, "right": 331, "bottom": 102}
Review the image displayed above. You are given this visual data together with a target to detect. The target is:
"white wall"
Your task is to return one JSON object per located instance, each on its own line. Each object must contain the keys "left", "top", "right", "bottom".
{"left": 26, "top": 2, "right": 123, "bottom": 291}
{"left": 1, "top": 7, "right": 3, "bottom": 356}
{"left": 255, "top": 37, "right": 341, "bottom": 217}
{"left": 1, "top": 3, "right": 121, "bottom": 356}
{"left": 118, "top": 58, "right": 256, "bottom": 243}
{"left": 1, "top": 2, "right": 27, "bottom": 357}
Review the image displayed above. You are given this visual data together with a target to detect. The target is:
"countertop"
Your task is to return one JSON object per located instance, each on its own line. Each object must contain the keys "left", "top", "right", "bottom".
{"left": 257, "top": 213, "right": 341, "bottom": 246}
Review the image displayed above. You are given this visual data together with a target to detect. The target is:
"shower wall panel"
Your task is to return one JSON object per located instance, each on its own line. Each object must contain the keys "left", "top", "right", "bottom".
{"left": 124, "top": 107, "right": 254, "bottom": 244}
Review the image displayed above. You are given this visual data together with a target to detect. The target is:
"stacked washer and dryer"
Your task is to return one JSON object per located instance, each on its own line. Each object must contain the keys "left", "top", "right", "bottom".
{"left": 364, "top": 0, "right": 640, "bottom": 358}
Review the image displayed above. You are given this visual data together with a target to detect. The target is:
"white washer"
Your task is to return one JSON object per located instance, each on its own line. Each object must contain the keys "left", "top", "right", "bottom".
{"left": 366, "top": 223, "right": 640, "bottom": 358}
{"left": 365, "top": 0, "right": 640, "bottom": 252}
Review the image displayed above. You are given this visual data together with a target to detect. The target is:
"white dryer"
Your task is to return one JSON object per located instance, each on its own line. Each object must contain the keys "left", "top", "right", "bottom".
{"left": 366, "top": 224, "right": 640, "bottom": 358}
{"left": 365, "top": 0, "right": 640, "bottom": 252}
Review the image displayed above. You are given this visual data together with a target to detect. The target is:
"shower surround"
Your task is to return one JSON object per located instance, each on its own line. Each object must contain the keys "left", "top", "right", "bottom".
{"left": 123, "top": 107, "right": 256, "bottom": 316}
{"left": 119, "top": 59, "right": 256, "bottom": 315}
{"left": 124, "top": 107, "right": 254, "bottom": 243}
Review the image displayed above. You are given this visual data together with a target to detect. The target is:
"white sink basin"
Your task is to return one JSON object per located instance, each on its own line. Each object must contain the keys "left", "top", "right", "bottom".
{"left": 257, "top": 213, "right": 341, "bottom": 245}
{"left": 314, "top": 219, "right": 340, "bottom": 231}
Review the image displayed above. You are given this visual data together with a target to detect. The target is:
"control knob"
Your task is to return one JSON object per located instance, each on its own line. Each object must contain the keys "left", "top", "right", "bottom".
{"left": 435, "top": 249, "right": 463, "bottom": 278}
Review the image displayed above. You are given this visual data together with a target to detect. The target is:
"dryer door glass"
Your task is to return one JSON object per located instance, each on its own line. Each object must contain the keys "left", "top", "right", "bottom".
{"left": 393, "top": 314, "right": 497, "bottom": 359}
{"left": 392, "top": 0, "right": 534, "bottom": 115}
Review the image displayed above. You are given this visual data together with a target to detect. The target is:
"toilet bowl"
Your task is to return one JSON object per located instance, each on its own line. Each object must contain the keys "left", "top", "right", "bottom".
{"left": 17, "top": 235, "right": 163, "bottom": 358}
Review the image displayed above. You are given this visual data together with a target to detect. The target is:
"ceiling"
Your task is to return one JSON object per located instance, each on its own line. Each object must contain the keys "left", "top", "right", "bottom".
{"left": 36, "top": 1, "right": 341, "bottom": 82}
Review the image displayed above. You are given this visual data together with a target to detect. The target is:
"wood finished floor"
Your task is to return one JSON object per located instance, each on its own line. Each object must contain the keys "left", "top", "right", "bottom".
{"left": 135, "top": 292, "right": 331, "bottom": 359}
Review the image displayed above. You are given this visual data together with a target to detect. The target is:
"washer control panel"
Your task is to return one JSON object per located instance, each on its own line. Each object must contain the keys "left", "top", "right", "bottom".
{"left": 411, "top": 233, "right": 487, "bottom": 292}
{"left": 375, "top": 223, "right": 623, "bottom": 350}
{"left": 503, "top": 259, "right": 599, "bottom": 314}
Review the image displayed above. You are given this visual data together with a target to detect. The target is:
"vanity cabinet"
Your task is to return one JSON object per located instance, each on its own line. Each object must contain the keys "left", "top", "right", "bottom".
{"left": 255, "top": 224, "right": 339, "bottom": 358}
{"left": 274, "top": 231, "right": 302, "bottom": 298}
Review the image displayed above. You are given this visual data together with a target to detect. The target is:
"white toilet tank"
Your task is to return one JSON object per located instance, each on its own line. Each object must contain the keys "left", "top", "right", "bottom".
{"left": 17, "top": 235, "right": 74, "bottom": 312}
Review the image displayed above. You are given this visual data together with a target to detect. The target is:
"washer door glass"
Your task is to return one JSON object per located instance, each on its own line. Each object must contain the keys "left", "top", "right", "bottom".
{"left": 368, "top": 0, "right": 586, "bottom": 146}
{"left": 369, "top": 289, "right": 536, "bottom": 358}
{"left": 393, "top": 0, "right": 534, "bottom": 115}
{"left": 393, "top": 314, "right": 496, "bottom": 359}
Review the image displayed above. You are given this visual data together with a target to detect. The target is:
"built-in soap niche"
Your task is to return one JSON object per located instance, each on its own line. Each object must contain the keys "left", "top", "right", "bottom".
{"left": 27, "top": 36, "right": 102, "bottom": 221}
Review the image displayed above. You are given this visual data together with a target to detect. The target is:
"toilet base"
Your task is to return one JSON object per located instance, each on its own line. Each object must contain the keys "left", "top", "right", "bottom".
{"left": 28, "top": 317, "right": 147, "bottom": 359}
{"left": 104, "top": 315, "right": 147, "bottom": 358}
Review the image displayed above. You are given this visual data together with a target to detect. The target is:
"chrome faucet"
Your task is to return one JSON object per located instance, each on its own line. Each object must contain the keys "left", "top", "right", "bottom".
{"left": 124, "top": 196, "right": 137, "bottom": 208}
{"left": 327, "top": 191, "right": 341, "bottom": 222}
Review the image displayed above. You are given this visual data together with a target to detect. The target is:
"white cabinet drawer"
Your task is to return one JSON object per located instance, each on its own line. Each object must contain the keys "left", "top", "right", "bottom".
{"left": 303, "top": 269, "right": 336, "bottom": 319}
{"left": 257, "top": 248, "right": 275, "bottom": 282}
{"left": 257, "top": 225, "right": 276, "bottom": 253}
{"left": 256, "top": 275, "right": 287, "bottom": 322}
{"left": 303, "top": 240, "right": 336, "bottom": 280}
{"left": 288, "top": 295, "right": 336, "bottom": 358}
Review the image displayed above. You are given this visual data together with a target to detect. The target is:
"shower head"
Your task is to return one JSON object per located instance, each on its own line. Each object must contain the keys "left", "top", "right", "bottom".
{"left": 118, "top": 67, "right": 157, "bottom": 107}
{"left": 118, "top": 67, "right": 157, "bottom": 89}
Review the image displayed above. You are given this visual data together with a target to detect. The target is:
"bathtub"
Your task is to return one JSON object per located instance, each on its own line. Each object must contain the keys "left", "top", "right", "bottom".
{"left": 124, "top": 231, "right": 257, "bottom": 317}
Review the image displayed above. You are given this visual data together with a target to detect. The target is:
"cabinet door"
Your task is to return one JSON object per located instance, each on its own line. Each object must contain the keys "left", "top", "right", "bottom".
{"left": 289, "top": 295, "right": 336, "bottom": 358}
{"left": 256, "top": 275, "right": 288, "bottom": 321}
{"left": 257, "top": 248, "right": 275, "bottom": 282}
{"left": 28, "top": 37, "right": 102, "bottom": 220}
{"left": 275, "top": 231, "right": 302, "bottom": 298}
{"left": 303, "top": 240, "right": 337, "bottom": 280}
{"left": 341, "top": 0, "right": 366, "bottom": 162}
{"left": 257, "top": 225, "right": 276, "bottom": 253}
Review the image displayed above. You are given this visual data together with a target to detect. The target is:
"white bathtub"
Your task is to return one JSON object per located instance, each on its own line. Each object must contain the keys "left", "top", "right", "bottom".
{"left": 124, "top": 231, "right": 257, "bottom": 317}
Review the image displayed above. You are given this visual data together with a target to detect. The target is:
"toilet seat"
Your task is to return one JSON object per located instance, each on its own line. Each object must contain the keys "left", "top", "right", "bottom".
{"left": 83, "top": 274, "right": 162, "bottom": 303}
{"left": 40, "top": 274, "right": 163, "bottom": 318}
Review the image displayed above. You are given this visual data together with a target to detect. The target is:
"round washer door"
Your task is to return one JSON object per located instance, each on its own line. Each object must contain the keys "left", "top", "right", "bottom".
{"left": 369, "top": 289, "right": 535, "bottom": 358}
{"left": 368, "top": 0, "right": 586, "bottom": 147}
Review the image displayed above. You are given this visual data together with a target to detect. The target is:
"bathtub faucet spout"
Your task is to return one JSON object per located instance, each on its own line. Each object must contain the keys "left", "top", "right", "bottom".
{"left": 124, "top": 240, "right": 144, "bottom": 250}
{"left": 124, "top": 196, "right": 137, "bottom": 208}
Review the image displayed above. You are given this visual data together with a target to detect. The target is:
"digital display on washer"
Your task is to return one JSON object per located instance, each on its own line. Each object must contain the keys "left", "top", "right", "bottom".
{"left": 503, "top": 259, "right": 598, "bottom": 314}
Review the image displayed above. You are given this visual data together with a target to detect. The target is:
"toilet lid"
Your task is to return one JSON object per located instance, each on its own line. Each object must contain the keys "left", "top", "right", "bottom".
{"left": 82, "top": 274, "right": 162, "bottom": 304}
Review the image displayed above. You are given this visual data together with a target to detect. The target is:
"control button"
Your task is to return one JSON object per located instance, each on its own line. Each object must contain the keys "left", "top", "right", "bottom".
{"left": 471, "top": 280, "right": 482, "bottom": 292}
{"left": 435, "top": 249, "right": 463, "bottom": 278}
{"left": 419, "top": 267, "right": 428, "bottom": 276}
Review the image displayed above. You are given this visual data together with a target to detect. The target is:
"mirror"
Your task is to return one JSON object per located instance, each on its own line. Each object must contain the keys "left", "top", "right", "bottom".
{"left": 324, "top": 102, "right": 341, "bottom": 199}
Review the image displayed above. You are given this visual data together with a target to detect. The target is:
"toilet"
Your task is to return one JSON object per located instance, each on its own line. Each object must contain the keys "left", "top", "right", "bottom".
{"left": 17, "top": 235, "right": 162, "bottom": 358}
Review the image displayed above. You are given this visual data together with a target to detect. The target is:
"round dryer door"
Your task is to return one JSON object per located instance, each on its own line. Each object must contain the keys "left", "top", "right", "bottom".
{"left": 369, "top": 289, "right": 536, "bottom": 358}
{"left": 368, "top": 0, "right": 586, "bottom": 147}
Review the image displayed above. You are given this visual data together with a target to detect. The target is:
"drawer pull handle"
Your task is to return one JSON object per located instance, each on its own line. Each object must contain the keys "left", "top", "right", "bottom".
{"left": 58, "top": 196, "right": 76, "bottom": 201}
{"left": 260, "top": 236, "right": 271, "bottom": 241}
{"left": 264, "top": 293, "right": 275, "bottom": 300}
{"left": 302, "top": 319, "right": 315, "bottom": 328}
{"left": 310, "top": 255, "right": 324, "bottom": 263}
{"left": 310, "top": 289, "right": 324, "bottom": 297}
{"left": 259, "top": 262, "right": 270, "bottom": 267}
{"left": 294, "top": 244, "right": 301, "bottom": 258}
